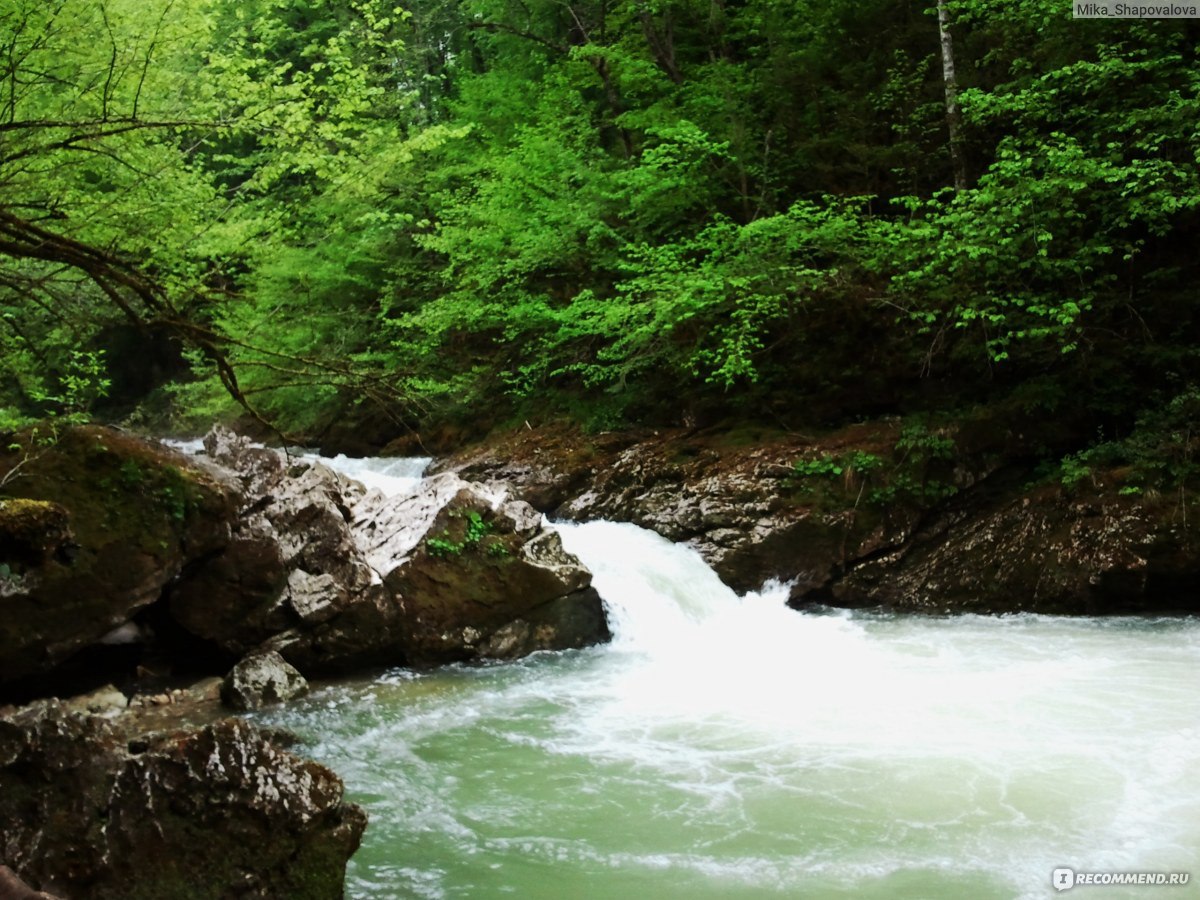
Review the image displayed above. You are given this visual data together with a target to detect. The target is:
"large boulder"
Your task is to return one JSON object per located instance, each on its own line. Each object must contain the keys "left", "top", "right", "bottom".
{"left": 0, "top": 701, "right": 364, "bottom": 900}
{"left": 168, "top": 432, "right": 371, "bottom": 656}
{"left": 0, "top": 427, "right": 237, "bottom": 689}
{"left": 171, "top": 428, "right": 609, "bottom": 672}
{"left": 267, "top": 475, "right": 610, "bottom": 670}
{"left": 220, "top": 650, "right": 309, "bottom": 711}
{"left": 827, "top": 478, "right": 1200, "bottom": 615}
{"left": 381, "top": 485, "right": 607, "bottom": 665}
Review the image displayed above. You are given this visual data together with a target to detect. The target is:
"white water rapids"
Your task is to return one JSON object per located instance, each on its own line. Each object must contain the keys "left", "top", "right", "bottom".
{"left": 221, "top": 452, "right": 1200, "bottom": 899}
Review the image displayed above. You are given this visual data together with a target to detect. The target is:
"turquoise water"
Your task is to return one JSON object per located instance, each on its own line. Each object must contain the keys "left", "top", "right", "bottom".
{"left": 259, "top": 521, "right": 1200, "bottom": 900}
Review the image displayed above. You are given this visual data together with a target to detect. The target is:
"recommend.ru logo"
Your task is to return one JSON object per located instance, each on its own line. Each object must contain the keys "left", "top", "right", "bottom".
{"left": 1053, "top": 867, "right": 1191, "bottom": 891}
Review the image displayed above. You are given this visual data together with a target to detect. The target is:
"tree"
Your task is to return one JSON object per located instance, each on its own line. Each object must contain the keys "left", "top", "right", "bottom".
{"left": 934, "top": 0, "right": 967, "bottom": 190}
{"left": 0, "top": 0, "right": 418, "bottom": 436}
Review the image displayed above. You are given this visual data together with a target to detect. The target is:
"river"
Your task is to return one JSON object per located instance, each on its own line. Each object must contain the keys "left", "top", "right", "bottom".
{"left": 254, "top": 455, "right": 1200, "bottom": 900}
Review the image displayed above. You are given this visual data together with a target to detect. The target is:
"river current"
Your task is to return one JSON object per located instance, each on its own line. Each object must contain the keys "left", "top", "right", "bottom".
{"left": 252, "top": 454, "right": 1200, "bottom": 900}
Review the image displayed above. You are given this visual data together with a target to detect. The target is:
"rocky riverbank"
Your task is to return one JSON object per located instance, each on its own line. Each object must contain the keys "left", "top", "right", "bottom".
{"left": 2, "top": 414, "right": 1197, "bottom": 895}
{"left": 437, "top": 417, "right": 1200, "bottom": 615}
{"left": 0, "top": 424, "right": 610, "bottom": 897}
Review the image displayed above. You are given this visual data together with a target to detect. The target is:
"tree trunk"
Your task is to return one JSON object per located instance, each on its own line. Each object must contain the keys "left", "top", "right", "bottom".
{"left": 935, "top": 0, "right": 967, "bottom": 191}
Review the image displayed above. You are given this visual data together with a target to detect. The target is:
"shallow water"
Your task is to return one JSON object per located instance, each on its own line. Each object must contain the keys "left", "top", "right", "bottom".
{"left": 258, "top": 519, "right": 1200, "bottom": 900}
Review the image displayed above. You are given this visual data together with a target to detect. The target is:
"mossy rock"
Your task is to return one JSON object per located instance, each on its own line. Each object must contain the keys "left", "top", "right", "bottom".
{"left": 0, "top": 426, "right": 238, "bottom": 686}
{"left": 0, "top": 499, "right": 72, "bottom": 573}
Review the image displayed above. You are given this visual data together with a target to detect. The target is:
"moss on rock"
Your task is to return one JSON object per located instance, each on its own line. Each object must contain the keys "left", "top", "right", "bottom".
{"left": 0, "top": 426, "right": 238, "bottom": 687}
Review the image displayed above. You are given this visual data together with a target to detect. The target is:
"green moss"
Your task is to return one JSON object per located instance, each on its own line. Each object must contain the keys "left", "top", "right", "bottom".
{"left": 427, "top": 509, "right": 499, "bottom": 558}
{"left": 0, "top": 498, "right": 70, "bottom": 571}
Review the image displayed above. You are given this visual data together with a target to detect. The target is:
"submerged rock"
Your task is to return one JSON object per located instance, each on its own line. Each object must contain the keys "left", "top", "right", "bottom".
{"left": 221, "top": 650, "right": 309, "bottom": 711}
{"left": 0, "top": 701, "right": 364, "bottom": 900}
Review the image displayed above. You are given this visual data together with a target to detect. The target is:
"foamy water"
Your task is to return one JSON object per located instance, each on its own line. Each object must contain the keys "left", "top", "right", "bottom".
{"left": 296, "top": 451, "right": 431, "bottom": 497}
{"left": 254, "top": 520, "right": 1200, "bottom": 899}
{"left": 163, "top": 436, "right": 431, "bottom": 497}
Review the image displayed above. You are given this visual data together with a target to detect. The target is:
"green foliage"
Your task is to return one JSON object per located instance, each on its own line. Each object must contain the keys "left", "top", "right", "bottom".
{"left": 1055, "top": 387, "right": 1200, "bottom": 495}
{"left": 792, "top": 456, "right": 848, "bottom": 479}
{"left": 1058, "top": 453, "right": 1093, "bottom": 490}
{"left": 0, "top": 0, "right": 1196, "bottom": 486}
{"left": 426, "top": 510, "right": 502, "bottom": 558}
{"left": 792, "top": 450, "right": 885, "bottom": 481}
{"left": 1, "top": 350, "right": 111, "bottom": 489}
{"left": 790, "top": 421, "right": 959, "bottom": 509}
{"left": 896, "top": 423, "right": 956, "bottom": 463}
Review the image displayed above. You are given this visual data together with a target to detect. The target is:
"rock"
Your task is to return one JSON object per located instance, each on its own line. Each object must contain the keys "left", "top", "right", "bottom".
{"left": 168, "top": 528, "right": 290, "bottom": 653}
{"left": 103, "top": 718, "right": 365, "bottom": 900}
{"left": 437, "top": 420, "right": 1200, "bottom": 615}
{"left": 286, "top": 569, "right": 343, "bottom": 625}
{"left": 1, "top": 424, "right": 610, "bottom": 686}
{"left": 221, "top": 650, "right": 309, "bottom": 711}
{"left": 168, "top": 429, "right": 372, "bottom": 659}
{"left": 183, "top": 429, "right": 609, "bottom": 672}
{"left": 382, "top": 489, "right": 609, "bottom": 665}
{"left": 0, "top": 865, "right": 62, "bottom": 899}
{"left": 0, "top": 427, "right": 238, "bottom": 689}
{"left": 0, "top": 701, "right": 364, "bottom": 900}
{"left": 439, "top": 421, "right": 918, "bottom": 594}
{"left": 0, "top": 499, "right": 72, "bottom": 569}
{"left": 828, "top": 480, "right": 1200, "bottom": 615}
{"left": 62, "top": 684, "right": 127, "bottom": 717}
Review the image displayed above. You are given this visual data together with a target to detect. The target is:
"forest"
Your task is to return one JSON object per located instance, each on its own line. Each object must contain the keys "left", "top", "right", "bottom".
{"left": 1, "top": 0, "right": 1198, "bottom": 488}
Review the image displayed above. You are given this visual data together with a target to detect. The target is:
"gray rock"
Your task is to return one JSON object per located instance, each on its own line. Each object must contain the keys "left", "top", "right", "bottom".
{"left": 381, "top": 488, "right": 608, "bottom": 665}
{"left": 0, "top": 701, "right": 364, "bottom": 900}
{"left": 221, "top": 650, "right": 309, "bottom": 711}
{"left": 285, "top": 568, "right": 343, "bottom": 625}
{"left": 62, "top": 684, "right": 127, "bottom": 717}
{"left": 181, "top": 429, "right": 610, "bottom": 673}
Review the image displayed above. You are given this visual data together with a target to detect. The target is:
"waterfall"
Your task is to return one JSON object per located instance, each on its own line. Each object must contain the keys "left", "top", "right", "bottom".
{"left": 236, "top": 482, "right": 1200, "bottom": 900}
{"left": 295, "top": 451, "right": 431, "bottom": 497}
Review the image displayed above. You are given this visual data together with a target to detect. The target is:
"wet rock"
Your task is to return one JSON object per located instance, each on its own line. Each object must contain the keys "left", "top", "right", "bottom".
{"left": 168, "top": 528, "right": 290, "bottom": 654}
{"left": 221, "top": 650, "right": 309, "bottom": 711}
{"left": 168, "top": 429, "right": 373, "bottom": 659}
{"left": 103, "top": 718, "right": 365, "bottom": 900}
{"left": 0, "top": 701, "right": 364, "bottom": 900}
{"left": 62, "top": 684, "right": 127, "bottom": 717}
{"left": 268, "top": 478, "right": 609, "bottom": 671}
{"left": 187, "top": 429, "right": 609, "bottom": 672}
{"left": 437, "top": 420, "right": 1200, "bottom": 615}
{"left": 829, "top": 481, "right": 1200, "bottom": 615}
{"left": 0, "top": 427, "right": 238, "bottom": 688}
{"left": 383, "top": 488, "right": 608, "bottom": 665}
